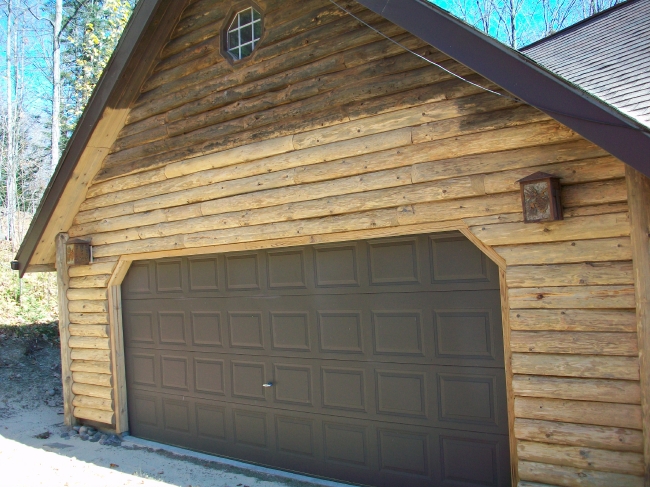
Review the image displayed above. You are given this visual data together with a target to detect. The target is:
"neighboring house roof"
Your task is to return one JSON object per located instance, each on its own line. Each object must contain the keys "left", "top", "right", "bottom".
{"left": 14, "top": 0, "right": 650, "bottom": 275}
{"left": 523, "top": 0, "right": 650, "bottom": 129}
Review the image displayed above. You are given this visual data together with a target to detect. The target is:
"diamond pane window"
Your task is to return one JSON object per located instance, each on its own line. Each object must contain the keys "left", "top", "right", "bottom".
{"left": 227, "top": 7, "right": 262, "bottom": 61}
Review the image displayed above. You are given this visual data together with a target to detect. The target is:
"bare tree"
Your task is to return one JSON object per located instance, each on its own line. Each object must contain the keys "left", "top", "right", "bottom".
{"left": 540, "top": 0, "right": 580, "bottom": 36}
{"left": 5, "top": 0, "right": 17, "bottom": 244}
{"left": 50, "top": 0, "right": 61, "bottom": 179}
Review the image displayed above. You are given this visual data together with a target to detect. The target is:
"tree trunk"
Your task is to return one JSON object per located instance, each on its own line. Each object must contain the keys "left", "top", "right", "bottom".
{"left": 50, "top": 0, "right": 62, "bottom": 180}
{"left": 6, "top": 0, "right": 16, "bottom": 244}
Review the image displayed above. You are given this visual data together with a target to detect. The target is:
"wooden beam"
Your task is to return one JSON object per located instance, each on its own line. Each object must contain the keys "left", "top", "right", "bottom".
{"left": 108, "top": 259, "right": 131, "bottom": 434}
{"left": 500, "top": 268, "right": 518, "bottom": 486}
{"left": 625, "top": 165, "right": 650, "bottom": 485}
{"left": 55, "top": 233, "right": 77, "bottom": 427}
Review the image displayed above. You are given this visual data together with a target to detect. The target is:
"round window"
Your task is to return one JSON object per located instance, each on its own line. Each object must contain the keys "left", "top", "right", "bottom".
{"left": 227, "top": 7, "right": 262, "bottom": 61}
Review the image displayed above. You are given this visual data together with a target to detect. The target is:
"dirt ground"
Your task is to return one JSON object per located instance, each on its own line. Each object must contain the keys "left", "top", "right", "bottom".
{"left": 0, "top": 327, "right": 348, "bottom": 487}
{"left": 0, "top": 325, "right": 64, "bottom": 419}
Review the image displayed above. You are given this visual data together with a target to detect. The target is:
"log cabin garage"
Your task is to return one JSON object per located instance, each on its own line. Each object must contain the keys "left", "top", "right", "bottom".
{"left": 14, "top": 0, "right": 650, "bottom": 486}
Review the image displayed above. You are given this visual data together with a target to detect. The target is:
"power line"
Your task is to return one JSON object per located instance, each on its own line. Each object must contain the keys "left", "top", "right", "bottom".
{"left": 327, "top": 0, "right": 650, "bottom": 136}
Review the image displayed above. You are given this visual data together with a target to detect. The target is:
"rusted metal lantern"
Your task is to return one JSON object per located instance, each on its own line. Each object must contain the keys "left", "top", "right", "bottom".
{"left": 66, "top": 238, "right": 91, "bottom": 266}
{"left": 517, "top": 172, "right": 563, "bottom": 223}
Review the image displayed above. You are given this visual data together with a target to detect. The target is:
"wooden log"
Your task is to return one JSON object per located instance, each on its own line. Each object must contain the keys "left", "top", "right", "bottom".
{"left": 67, "top": 288, "right": 108, "bottom": 301}
{"left": 509, "top": 309, "right": 637, "bottom": 333}
{"left": 109, "top": 281, "right": 129, "bottom": 434}
{"left": 511, "top": 353, "right": 640, "bottom": 380}
{"left": 88, "top": 199, "right": 465, "bottom": 258}
{"left": 155, "top": 33, "right": 219, "bottom": 74}
{"left": 72, "top": 395, "right": 113, "bottom": 412}
{"left": 411, "top": 138, "right": 605, "bottom": 183}
{"left": 517, "top": 440, "right": 644, "bottom": 476}
{"left": 159, "top": 49, "right": 437, "bottom": 143}
{"left": 127, "top": 18, "right": 404, "bottom": 125}
{"left": 514, "top": 397, "right": 642, "bottom": 429}
{"left": 69, "top": 313, "right": 110, "bottom": 325}
{"left": 94, "top": 131, "right": 414, "bottom": 214}
{"left": 69, "top": 325, "right": 110, "bottom": 338}
{"left": 508, "top": 285, "right": 636, "bottom": 309}
{"left": 68, "top": 300, "right": 109, "bottom": 314}
{"left": 69, "top": 275, "right": 111, "bottom": 289}
{"left": 68, "top": 337, "right": 111, "bottom": 350}
{"left": 506, "top": 261, "right": 634, "bottom": 288}
{"left": 55, "top": 233, "right": 76, "bottom": 427}
{"left": 71, "top": 382, "right": 113, "bottom": 399}
{"left": 89, "top": 176, "right": 494, "bottom": 247}
{"left": 263, "top": 1, "right": 369, "bottom": 46}
{"left": 515, "top": 418, "right": 644, "bottom": 453}
{"left": 292, "top": 92, "right": 521, "bottom": 150}
{"left": 518, "top": 460, "right": 643, "bottom": 487}
{"left": 494, "top": 237, "right": 632, "bottom": 266}
{"left": 70, "top": 360, "right": 112, "bottom": 374}
{"left": 500, "top": 268, "right": 519, "bottom": 483}
{"left": 482, "top": 162, "right": 625, "bottom": 196}
{"left": 73, "top": 407, "right": 114, "bottom": 425}
{"left": 70, "top": 348, "right": 111, "bottom": 362}
{"left": 94, "top": 133, "right": 597, "bottom": 206}
{"left": 100, "top": 108, "right": 574, "bottom": 184}
{"left": 80, "top": 123, "right": 583, "bottom": 227}
{"left": 68, "top": 261, "right": 117, "bottom": 278}
{"left": 510, "top": 331, "right": 638, "bottom": 356}
{"left": 562, "top": 179, "right": 628, "bottom": 208}
{"left": 471, "top": 212, "right": 630, "bottom": 247}
{"left": 624, "top": 165, "right": 650, "bottom": 482}
{"left": 102, "top": 75, "right": 475, "bottom": 198}
{"left": 72, "top": 372, "right": 112, "bottom": 388}
{"left": 512, "top": 375, "right": 641, "bottom": 404}
{"left": 467, "top": 202, "right": 628, "bottom": 227}
{"left": 118, "top": 222, "right": 473, "bottom": 264}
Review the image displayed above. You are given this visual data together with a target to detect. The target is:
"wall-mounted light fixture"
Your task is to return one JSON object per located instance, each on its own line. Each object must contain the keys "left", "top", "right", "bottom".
{"left": 66, "top": 239, "right": 91, "bottom": 266}
{"left": 517, "top": 172, "right": 563, "bottom": 223}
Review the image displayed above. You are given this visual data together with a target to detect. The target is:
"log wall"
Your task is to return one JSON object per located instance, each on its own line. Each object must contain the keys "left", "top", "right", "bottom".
{"left": 61, "top": 0, "right": 645, "bottom": 485}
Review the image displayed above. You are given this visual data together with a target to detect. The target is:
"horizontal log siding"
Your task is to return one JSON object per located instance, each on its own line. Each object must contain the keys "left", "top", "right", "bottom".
{"left": 66, "top": 260, "right": 116, "bottom": 425}
{"left": 64, "top": 1, "right": 643, "bottom": 485}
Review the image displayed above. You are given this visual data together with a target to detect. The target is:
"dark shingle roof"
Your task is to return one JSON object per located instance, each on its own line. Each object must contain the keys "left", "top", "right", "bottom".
{"left": 522, "top": 0, "right": 650, "bottom": 128}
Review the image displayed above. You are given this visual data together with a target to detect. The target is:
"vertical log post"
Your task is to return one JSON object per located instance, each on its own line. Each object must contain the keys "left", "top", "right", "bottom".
{"left": 108, "top": 259, "right": 132, "bottom": 434}
{"left": 55, "top": 232, "right": 77, "bottom": 427}
{"left": 626, "top": 165, "right": 650, "bottom": 485}
{"left": 500, "top": 268, "right": 518, "bottom": 487}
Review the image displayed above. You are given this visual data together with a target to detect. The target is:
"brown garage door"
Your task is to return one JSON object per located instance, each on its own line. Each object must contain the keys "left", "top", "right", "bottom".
{"left": 122, "top": 232, "right": 510, "bottom": 487}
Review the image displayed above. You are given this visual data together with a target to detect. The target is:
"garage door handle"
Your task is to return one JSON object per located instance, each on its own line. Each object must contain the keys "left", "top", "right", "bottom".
{"left": 263, "top": 382, "right": 273, "bottom": 388}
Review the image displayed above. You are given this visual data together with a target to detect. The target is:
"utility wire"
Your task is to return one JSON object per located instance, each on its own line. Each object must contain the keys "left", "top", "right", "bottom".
{"left": 327, "top": 0, "right": 517, "bottom": 102}
{"left": 328, "top": 0, "right": 650, "bottom": 136}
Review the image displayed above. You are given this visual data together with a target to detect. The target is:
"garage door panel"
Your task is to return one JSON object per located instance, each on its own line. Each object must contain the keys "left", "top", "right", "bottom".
{"left": 124, "top": 293, "right": 504, "bottom": 368}
{"left": 122, "top": 235, "right": 500, "bottom": 303}
{"left": 128, "top": 390, "right": 510, "bottom": 487}
{"left": 123, "top": 232, "right": 510, "bottom": 486}
{"left": 127, "top": 347, "right": 507, "bottom": 434}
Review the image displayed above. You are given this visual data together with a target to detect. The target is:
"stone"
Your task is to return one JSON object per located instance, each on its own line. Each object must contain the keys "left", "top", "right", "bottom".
{"left": 79, "top": 426, "right": 87, "bottom": 434}
{"left": 89, "top": 434, "right": 100, "bottom": 443}
{"left": 80, "top": 434, "right": 89, "bottom": 441}
{"left": 72, "top": 426, "right": 80, "bottom": 432}
{"left": 47, "top": 390, "right": 55, "bottom": 397}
